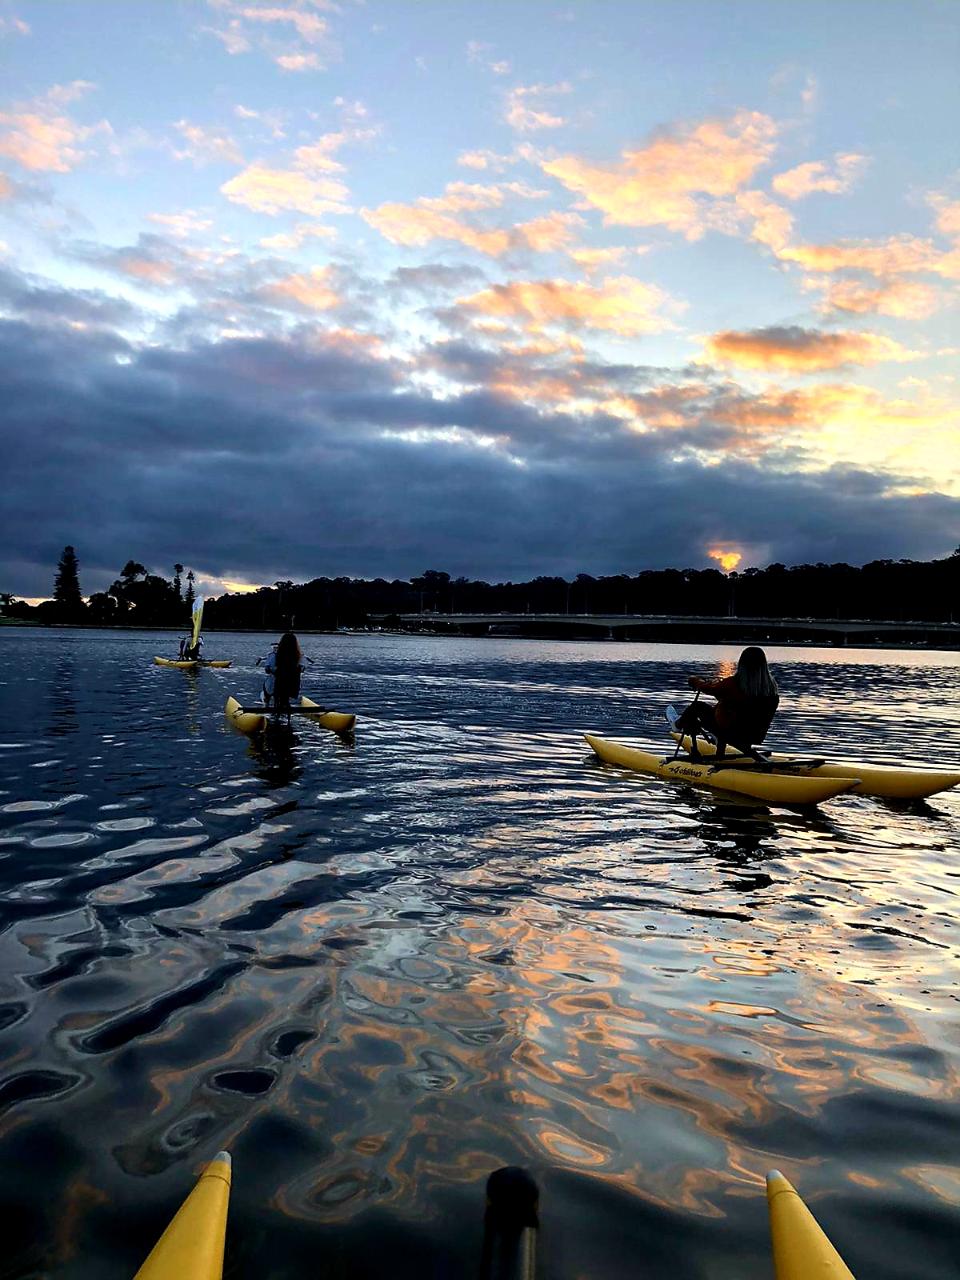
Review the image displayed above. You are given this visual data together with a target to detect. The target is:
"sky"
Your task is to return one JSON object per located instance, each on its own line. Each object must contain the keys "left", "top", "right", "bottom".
{"left": 1, "top": 0, "right": 958, "bottom": 601}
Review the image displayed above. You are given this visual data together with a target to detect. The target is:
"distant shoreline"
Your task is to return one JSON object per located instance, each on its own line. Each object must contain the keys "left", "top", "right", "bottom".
{"left": 2, "top": 620, "right": 958, "bottom": 653}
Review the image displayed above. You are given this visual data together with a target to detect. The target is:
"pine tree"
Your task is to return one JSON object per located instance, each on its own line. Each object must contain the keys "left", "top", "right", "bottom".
{"left": 173, "top": 564, "right": 184, "bottom": 600}
{"left": 184, "top": 569, "right": 195, "bottom": 611}
{"left": 53, "top": 546, "right": 84, "bottom": 613}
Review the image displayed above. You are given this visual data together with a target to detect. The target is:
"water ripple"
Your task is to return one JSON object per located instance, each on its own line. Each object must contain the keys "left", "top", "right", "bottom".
{"left": 0, "top": 630, "right": 957, "bottom": 1278}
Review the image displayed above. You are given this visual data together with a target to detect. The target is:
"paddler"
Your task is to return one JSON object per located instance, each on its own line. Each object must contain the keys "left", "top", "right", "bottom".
{"left": 271, "top": 631, "right": 305, "bottom": 711}
{"left": 676, "top": 646, "right": 779, "bottom": 761}
{"left": 256, "top": 642, "right": 279, "bottom": 708}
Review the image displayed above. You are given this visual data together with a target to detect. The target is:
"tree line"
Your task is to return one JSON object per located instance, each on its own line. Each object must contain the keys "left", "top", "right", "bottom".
{"left": 3, "top": 546, "right": 957, "bottom": 629}
{"left": 2, "top": 549, "right": 199, "bottom": 627}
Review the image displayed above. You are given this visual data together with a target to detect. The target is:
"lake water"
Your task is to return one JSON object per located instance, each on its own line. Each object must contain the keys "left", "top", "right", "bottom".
{"left": 0, "top": 628, "right": 958, "bottom": 1279}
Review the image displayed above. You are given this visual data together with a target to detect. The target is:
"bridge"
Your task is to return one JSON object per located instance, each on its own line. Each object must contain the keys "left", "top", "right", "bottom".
{"left": 368, "top": 612, "right": 959, "bottom": 648}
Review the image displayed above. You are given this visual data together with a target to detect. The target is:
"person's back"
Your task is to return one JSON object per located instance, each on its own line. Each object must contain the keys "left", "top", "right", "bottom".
{"left": 683, "top": 646, "right": 779, "bottom": 758}
{"left": 272, "top": 632, "right": 303, "bottom": 709}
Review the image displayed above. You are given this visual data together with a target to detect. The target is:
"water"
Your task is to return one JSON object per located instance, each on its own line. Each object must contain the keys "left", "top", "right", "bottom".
{"left": 0, "top": 628, "right": 958, "bottom": 1278}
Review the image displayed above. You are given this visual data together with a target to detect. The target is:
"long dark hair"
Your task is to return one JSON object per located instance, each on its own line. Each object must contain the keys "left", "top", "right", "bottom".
{"left": 275, "top": 631, "right": 302, "bottom": 671}
{"left": 736, "top": 646, "right": 778, "bottom": 698}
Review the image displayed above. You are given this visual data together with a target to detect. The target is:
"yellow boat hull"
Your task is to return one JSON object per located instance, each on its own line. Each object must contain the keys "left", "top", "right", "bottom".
{"left": 134, "top": 1151, "right": 231, "bottom": 1280}
{"left": 225, "top": 695, "right": 356, "bottom": 736}
{"left": 154, "top": 657, "right": 232, "bottom": 669}
{"left": 767, "top": 1170, "right": 854, "bottom": 1280}
{"left": 585, "top": 735, "right": 859, "bottom": 806}
{"left": 671, "top": 733, "right": 960, "bottom": 799}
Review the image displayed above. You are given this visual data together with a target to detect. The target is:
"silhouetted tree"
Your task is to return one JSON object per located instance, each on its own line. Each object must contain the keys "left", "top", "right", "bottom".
{"left": 184, "top": 570, "right": 195, "bottom": 611}
{"left": 173, "top": 564, "right": 184, "bottom": 600}
{"left": 53, "top": 545, "right": 84, "bottom": 616}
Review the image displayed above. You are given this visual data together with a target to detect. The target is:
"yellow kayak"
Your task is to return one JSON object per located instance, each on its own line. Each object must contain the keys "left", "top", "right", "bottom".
{"left": 585, "top": 735, "right": 859, "bottom": 806}
{"left": 134, "top": 1150, "right": 231, "bottom": 1280}
{"left": 670, "top": 732, "right": 960, "bottom": 800}
{"left": 225, "top": 695, "right": 356, "bottom": 735}
{"left": 154, "top": 657, "right": 232, "bottom": 669}
{"left": 767, "top": 1170, "right": 854, "bottom": 1280}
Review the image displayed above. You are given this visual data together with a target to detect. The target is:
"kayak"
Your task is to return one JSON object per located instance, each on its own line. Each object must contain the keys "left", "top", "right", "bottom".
{"left": 154, "top": 657, "right": 232, "bottom": 669}
{"left": 670, "top": 732, "right": 960, "bottom": 800}
{"left": 585, "top": 734, "right": 859, "bottom": 805}
{"left": 225, "top": 695, "right": 356, "bottom": 736}
{"left": 767, "top": 1170, "right": 853, "bottom": 1280}
{"left": 134, "top": 1150, "right": 231, "bottom": 1280}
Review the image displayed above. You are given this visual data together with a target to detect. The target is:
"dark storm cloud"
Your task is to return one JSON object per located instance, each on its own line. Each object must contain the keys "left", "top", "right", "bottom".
{"left": 0, "top": 262, "right": 137, "bottom": 329}
{"left": 1, "top": 272, "right": 958, "bottom": 598}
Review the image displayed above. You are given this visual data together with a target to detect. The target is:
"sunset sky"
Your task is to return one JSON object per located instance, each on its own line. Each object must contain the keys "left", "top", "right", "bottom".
{"left": 1, "top": 0, "right": 958, "bottom": 598}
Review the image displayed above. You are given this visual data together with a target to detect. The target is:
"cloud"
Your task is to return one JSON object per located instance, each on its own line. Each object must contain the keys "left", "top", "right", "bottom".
{"left": 219, "top": 110, "right": 374, "bottom": 218}
{"left": 147, "top": 210, "right": 215, "bottom": 239}
{"left": 928, "top": 193, "right": 960, "bottom": 241}
{"left": 504, "top": 82, "right": 572, "bottom": 132}
{"left": 466, "top": 40, "right": 511, "bottom": 76}
{"left": 362, "top": 181, "right": 549, "bottom": 256}
{"left": 0, "top": 260, "right": 137, "bottom": 330}
{"left": 387, "top": 263, "right": 488, "bottom": 298}
{"left": 258, "top": 221, "right": 336, "bottom": 250}
{"left": 516, "top": 211, "right": 585, "bottom": 252}
{"left": 772, "top": 152, "right": 867, "bottom": 200}
{"left": 618, "top": 379, "right": 954, "bottom": 463}
{"left": 782, "top": 233, "right": 952, "bottom": 278}
{"left": 259, "top": 264, "right": 340, "bottom": 311}
{"left": 807, "top": 276, "right": 943, "bottom": 319}
{"left": 542, "top": 111, "right": 778, "bottom": 238}
{"left": 173, "top": 121, "right": 244, "bottom": 166}
{"left": 275, "top": 51, "right": 320, "bottom": 71}
{"left": 0, "top": 274, "right": 957, "bottom": 598}
{"left": 363, "top": 202, "right": 512, "bottom": 256}
{"left": 205, "top": 0, "right": 338, "bottom": 68}
{"left": 455, "top": 274, "right": 681, "bottom": 337}
{"left": 0, "top": 81, "right": 108, "bottom": 173}
{"left": 221, "top": 162, "right": 349, "bottom": 216}
{"left": 0, "top": 15, "right": 30, "bottom": 37}
{"left": 705, "top": 326, "right": 920, "bottom": 373}
{"left": 456, "top": 149, "right": 516, "bottom": 171}
{"left": 71, "top": 232, "right": 211, "bottom": 288}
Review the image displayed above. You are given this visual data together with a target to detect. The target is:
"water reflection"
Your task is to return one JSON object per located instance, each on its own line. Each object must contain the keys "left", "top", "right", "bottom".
{"left": 0, "top": 630, "right": 956, "bottom": 1278}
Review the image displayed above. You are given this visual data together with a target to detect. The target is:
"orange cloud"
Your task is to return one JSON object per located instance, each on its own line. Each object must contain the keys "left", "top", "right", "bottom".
{"left": 363, "top": 202, "right": 511, "bottom": 255}
{"left": 504, "top": 82, "right": 571, "bottom": 132}
{"left": 362, "top": 181, "right": 548, "bottom": 256}
{"left": 928, "top": 194, "right": 960, "bottom": 240}
{"left": 260, "top": 265, "right": 339, "bottom": 310}
{"left": 808, "top": 276, "right": 942, "bottom": 319}
{"left": 516, "top": 211, "right": 584, "bottom": 252}
{"left": 542, "top": 111, "right": 777, "bottom": 237}
{"left": 730, "top": 189, "right": 794, "bottom": 253}
{"left": 567, "top": 246, "right": 629, "bottom": 273}
{"left": 456, "top": 274, "right": 679, "bottom": 336}
{"left": 0, "top": 172, "right": 12, "bottom": 200}
{"left": 221, "top": 163, "right": 348, "bottom": 216}
{"left": 705, "top": 326, "right": 919, "bottom": 373}
{"left": 772, "top": 152, "right": 867, "bottom": 200}
{"left": 783, "top": 234, "right": 938, "bottom": 277}
{"left": 614, "top": 380, "right": 951, "bottom": 459}
{"left": 0, "top": 82, "right": 105, "bottom": 173}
